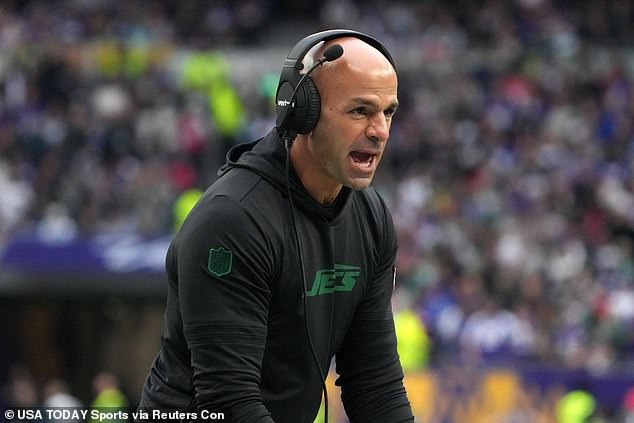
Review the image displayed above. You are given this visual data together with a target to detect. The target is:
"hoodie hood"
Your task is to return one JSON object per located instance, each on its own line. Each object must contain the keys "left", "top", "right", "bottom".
{"left": 218, "top": 128, "right": 352, "bottom": 223}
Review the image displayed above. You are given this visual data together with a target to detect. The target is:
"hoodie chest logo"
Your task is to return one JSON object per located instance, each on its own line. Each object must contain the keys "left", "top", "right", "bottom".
{"left": 306, "top": 264, "right": 361, "bottom": 297}
{"left": 208, "top": 247, "right": 233, "bottom": 277}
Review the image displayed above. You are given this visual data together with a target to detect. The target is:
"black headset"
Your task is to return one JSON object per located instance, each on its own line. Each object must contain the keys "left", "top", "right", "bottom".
{"left": 275, "top": 29, "right": 395, "bottom": 136}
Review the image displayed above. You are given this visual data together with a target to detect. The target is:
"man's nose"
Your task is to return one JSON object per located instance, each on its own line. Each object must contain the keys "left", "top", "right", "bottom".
{"left": 366, "top": 113, "right": 389, "bottom": 143}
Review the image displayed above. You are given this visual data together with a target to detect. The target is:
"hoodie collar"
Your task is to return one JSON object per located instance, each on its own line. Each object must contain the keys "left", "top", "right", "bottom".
{"left": 219, "top": 128, "right": 352, "bottom": 224}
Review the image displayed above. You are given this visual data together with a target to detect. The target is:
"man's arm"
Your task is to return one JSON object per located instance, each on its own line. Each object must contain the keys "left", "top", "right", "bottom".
{"left": 335, "top": 266, "right": 415, "bottom": 422}
{"left": 176, "top": 195, "right": 276, "bottom": 422}
{"left": 335, "top": 199, "right": 414, "bottom": 423}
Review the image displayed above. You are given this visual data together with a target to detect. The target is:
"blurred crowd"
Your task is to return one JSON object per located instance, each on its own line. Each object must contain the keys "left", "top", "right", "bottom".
{"left": 1, "top": 0, "right": 634, "bottom": 388}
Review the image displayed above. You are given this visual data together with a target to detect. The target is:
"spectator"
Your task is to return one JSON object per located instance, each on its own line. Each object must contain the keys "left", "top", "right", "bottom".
{"left": 42, "top": 378, "right": 82, "bottom": 408}
{"left": 459, "top": 296, "right": 536, "bottom": 361}
{"left": 89, "top": 372, "right": 127, "bottom": 423}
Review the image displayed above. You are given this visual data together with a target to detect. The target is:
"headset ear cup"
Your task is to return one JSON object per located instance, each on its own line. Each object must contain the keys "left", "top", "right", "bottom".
{"left": 297, "top": 76, "right": 321, "bottom": 134}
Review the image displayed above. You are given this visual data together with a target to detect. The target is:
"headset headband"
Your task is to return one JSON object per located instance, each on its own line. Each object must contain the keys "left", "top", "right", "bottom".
{"left": 282, "top": 29, "right": 395, "bottom": 70}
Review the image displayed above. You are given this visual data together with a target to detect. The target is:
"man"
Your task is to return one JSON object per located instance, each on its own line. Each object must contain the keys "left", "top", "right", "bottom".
{"left": 139, "top": 30, "right": 414, "bottom": 423}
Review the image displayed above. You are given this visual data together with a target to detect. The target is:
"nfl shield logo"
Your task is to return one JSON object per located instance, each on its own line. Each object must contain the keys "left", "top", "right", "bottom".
{"left": 208, "top": 247, "right": 233, "bottom": 277}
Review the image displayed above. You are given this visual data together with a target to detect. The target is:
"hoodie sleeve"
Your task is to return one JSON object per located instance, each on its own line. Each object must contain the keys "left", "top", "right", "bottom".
{"left": 174, "top": 194, "right": 277, "bottom": 422}
{"left": 335, "top": 199, "right": 414, "bottom": 423}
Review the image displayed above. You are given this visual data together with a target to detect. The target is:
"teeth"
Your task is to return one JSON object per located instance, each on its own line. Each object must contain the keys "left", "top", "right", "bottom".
{"left": 351, "top": 152, "right": 374, "bottom": 164}
{"left": 351, "top": 155, "right": 374, "bottom": 168}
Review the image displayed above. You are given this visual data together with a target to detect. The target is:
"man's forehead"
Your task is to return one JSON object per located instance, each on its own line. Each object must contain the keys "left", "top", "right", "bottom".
{"left": 348, "top": 96, "right": 400, "bottom": 109}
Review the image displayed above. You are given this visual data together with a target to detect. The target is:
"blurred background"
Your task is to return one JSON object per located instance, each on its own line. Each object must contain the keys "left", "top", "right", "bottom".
{"left": 0, "top": 0, "right": 633, "bottom": 421}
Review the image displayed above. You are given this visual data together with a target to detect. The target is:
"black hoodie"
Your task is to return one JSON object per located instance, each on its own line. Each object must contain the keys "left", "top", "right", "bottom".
{"left": 139, "top": 129, "right": 414, "bottom": 423}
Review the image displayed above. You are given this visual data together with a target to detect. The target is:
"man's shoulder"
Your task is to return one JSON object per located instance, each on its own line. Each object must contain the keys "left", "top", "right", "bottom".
{"left": 183, "top": 168, "right": 285, "bottom": 234}
{"left": 206, "top": 167, "right": 265, "bottom": 202}
{"left": 175, "top": 169, "right": 282, "bottom": 247}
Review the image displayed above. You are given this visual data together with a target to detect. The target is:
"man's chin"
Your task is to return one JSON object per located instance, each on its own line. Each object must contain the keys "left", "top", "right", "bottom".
{"left": 345, "top": 177, "right": 374, "bottom": 191}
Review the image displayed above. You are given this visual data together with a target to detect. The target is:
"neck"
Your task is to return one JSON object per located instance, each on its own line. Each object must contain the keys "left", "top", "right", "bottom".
{"left": 289, "top": 138, "right": 342, "bottom": 205}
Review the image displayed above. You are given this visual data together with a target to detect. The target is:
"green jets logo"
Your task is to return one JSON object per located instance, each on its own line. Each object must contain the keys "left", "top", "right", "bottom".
{"left": 306, "top": 264, "right": 361, "bottom": 297}
{"left": 207, "top": 247, "right": 233, "bottom": 277}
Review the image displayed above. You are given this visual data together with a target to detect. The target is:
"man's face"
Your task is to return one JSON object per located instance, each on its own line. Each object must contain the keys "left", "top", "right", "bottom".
{"left": 307, "top": 48, "right": 398, "bottom": 192}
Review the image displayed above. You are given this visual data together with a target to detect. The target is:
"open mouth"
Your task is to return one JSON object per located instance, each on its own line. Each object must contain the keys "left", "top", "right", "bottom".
{"left": 349, "top": 151, "right": 376, "bottom": 169}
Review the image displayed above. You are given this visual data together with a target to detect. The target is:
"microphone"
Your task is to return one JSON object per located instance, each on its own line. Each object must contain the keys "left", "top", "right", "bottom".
{"left": 276, "top": 44, "right": 344, "bottom": 137}
{"left": 294, "top": 44, "right": 343, "bottom": 96}
{"left": 322, "top": 43, "right": 344, "bottom": 62}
